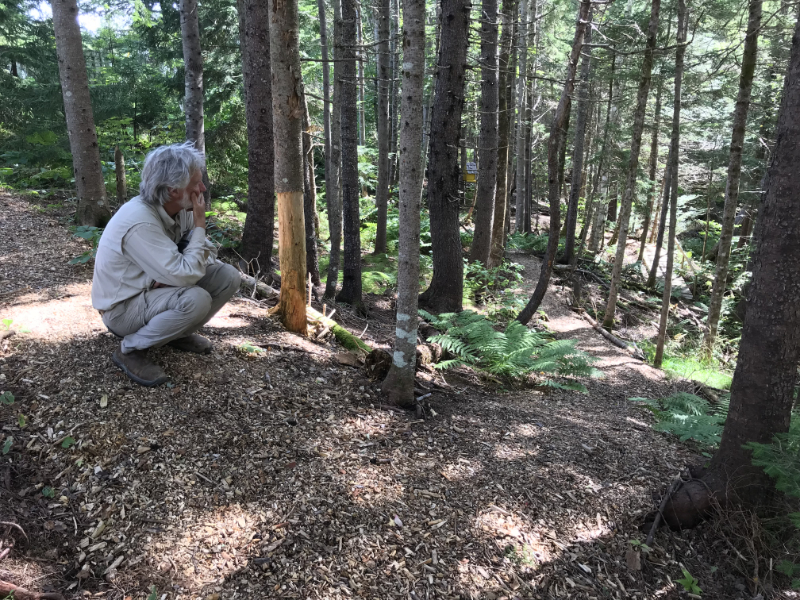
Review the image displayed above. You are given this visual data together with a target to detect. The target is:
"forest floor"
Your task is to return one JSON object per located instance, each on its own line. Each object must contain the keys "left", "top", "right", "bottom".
{"left": 0, "top": 190, "right": 779, "bottom": 600}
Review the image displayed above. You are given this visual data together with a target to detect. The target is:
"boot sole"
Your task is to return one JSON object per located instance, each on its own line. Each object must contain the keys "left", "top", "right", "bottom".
{"left": 112, "top": 353, "right": 170, "bottom": 387}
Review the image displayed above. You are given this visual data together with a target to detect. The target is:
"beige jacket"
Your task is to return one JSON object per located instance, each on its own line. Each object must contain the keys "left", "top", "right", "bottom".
{"left": 91, "top": 196, "right": 217, "bottom": 311}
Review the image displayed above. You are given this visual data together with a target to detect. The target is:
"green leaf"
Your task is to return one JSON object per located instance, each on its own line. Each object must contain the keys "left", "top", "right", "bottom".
{"left": 675, "top": 568, "right": 702, "bottom": 594}
{"left": 146, "top": 585, "right": 158, "bottom": 600}
{"left": 0, "top": 391, "right": 14, "bottom": 405}
{"left": 17, "top": 414, "right": 27, "bottom": 428}
{"left": 42, "top": 486, "right": 55, "bottom": 498}
{"left": 2, "top": 436, "right": 12, "bottom": 455}
{"left": 1, "top": 318, "right": 12, "bottom": 329}
{"left": 61, "top": 436, "right": 76, "bottom": 449}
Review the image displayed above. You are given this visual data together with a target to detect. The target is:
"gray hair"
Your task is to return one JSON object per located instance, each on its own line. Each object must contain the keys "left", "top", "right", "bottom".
{"left": 139, "top": 142, "right": 206, "bottom": 207}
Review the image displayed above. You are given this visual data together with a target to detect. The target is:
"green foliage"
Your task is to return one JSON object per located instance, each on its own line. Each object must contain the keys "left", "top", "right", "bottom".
{"left": 236, "top": 341, "right": 264, "bottom": 355}
{"left": 146, "top": 585, "right": 159, "bottom": 600}
{"left": 675, "top": 568, "right": 702, "bottom": 595}
{"left": 507, "top": 232, "right": 550, "bottom": 254}
{"left": 661, "top": 356, "right": 733, "bottom": 390}
{"left": 0, "top": 391, "right": 14, "bottom": 405}
{"left": 61, "top": 436, "right": 76, "bottom": 449}
{"left": 629, "top": 392, "right": 728, "bottom": 447}
{"left": 1, "top": 318, "right": 11, "bottom": 330}
{"left": 2, "top": 436, "right": 12, "bottom": 455}
{"left": 421, "top": 310, "right": 601, "bottom": 391}
{"left": 464, "top": 260, "right": 526, "bottom": 322}
{"left": 745, "top": 413, "right": 800, "bottom": 500}
{"left": 42, "top": 486, "right": 55, "bottom": 498}
{"left": 69, "top": 226, "right": 104, "bottom": 264}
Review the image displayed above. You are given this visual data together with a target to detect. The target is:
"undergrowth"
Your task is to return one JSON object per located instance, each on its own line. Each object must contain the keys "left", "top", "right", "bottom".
{"left": 420, "top": 310, "right": 601, "bottom": 392}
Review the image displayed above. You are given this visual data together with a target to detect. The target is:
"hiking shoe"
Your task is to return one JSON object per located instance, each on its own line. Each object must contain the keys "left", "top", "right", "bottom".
{"left": 167, "top": 333, "right": 213, "bottom": 354}
{"left": 112, "top": 349, "right": 170, "bottom": 387}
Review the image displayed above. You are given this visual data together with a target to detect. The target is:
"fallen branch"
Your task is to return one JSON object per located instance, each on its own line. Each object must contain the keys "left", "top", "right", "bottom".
{"left": 307, "top": 307, "right": 370, "bottom": 353}
{"left": 0, "top": 331, "right": 15, "bottom": 341}
{"left": 552, "top": 264, "right": 610, "bottom": 289}
{"left": 0, "top": 580, "right": 65, "bottom": 600}
{"left": 646, "top": 476, "right": 684, "bottom": 546}
{"left": 239, "top": 273, "right": 279, "bottom": 300}
{"left": 0, "top": 522, "right": 28, "bottom": 542}
{"left": 580, "top": 311, "right": 645, "bottom": 360}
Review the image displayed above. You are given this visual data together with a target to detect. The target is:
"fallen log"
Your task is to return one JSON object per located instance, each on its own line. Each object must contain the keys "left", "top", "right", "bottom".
{"left": 306, "top": 307, "right": 371, "bottom": 353}
{"left": 239, "top": 273, "right": 278, "bottom": 300}
{"left": 0, "top": 580, "right": 64, "bottom": 600}
{"left": 580, "top": 312, "right": 645, "bottom": 360}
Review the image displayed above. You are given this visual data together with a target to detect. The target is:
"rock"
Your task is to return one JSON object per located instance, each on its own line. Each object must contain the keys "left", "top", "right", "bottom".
{"left": 335, "top": 352, "right": 361, "bottom": 368}
{"left": 625, "top": 548, "right": 641, "bottom": 571}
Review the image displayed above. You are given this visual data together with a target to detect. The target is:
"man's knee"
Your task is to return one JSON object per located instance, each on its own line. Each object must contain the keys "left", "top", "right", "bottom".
{"left": 216, "top": 263, "right": 241, "bottom": 299}
{"left": 177, "top": 287, "right": 213, "bottom": 318}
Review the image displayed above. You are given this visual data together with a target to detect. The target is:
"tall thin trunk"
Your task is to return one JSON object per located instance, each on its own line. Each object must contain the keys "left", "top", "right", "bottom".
{"left": 488, "top": 0, "right": 518, "bottom": 267}
{"left": 418, "top": 0, "right": 470, "bottom": 313}
{"left": 269, "top": 0, "right": 307, "bottom": 332}
{"left": 317, "top": 0, "right": 333, "bottom": 249}
{"left": 240, "top": 0, "right": 276, "bottom": 277}
{"left": 646, "top": 143, "right": 673, "bottom": 287}
{"left": 562, "top": 8, "right": 593, "bottom": 265}
{"left": 382, "top": 0, "right": 425, "bottom": 408}
{"left": 325, "top": 0, "right": 344, "bottom": 298}
{"left": 51, "top": 0, "right": 110, "bottom": 227}
{"left": 516, "top": 0, "right": 591, "bottom": 325}
{"left": 637, "top": 76, "right": 663, "bottom": 262}
{"left": 513, "top": 0, "right": 529, "bottom": 233}
{"left": 336, "top": 0, "right": 364, "bottom": 308}
{"left": 703, "top": 0, "right": 763, "bottom": 356}
{"left": 374, "top": 0, "right": 392, "bottom": 254}
{"left": 469, "top": 0, "right": 500, "bottom": 264}
{"left": 114, "top": 146, "right": 126, "bottom": 204}
{"left": 587, "top": 52, "right": 615, "bottom": 253}
{"left": 180, "top": 0, "right": 210, "bottom": 202}
{"left": 356, "top": 2, "right": 366, "bottom": 146}
{"left": 504, "top": 14, "right": 517, "bottom": 237}
{"left": 389, "top": 0, "right": 401, "bottom": 185}
{"left": 523, "top": 62, "right": 534, "bottom": 233}
{"left": 654, "top": 0, "right": 687, "bottom": 367}
{"left": 302, "top": 90, "right": 321, "bottom": 286}
{"left": 601, "top": 0, "right": 661, "bottom": 331}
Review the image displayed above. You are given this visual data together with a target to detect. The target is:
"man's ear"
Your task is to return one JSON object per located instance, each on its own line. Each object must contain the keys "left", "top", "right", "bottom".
{"left": 167, "top": 187, "right": 182, "bottom": 201}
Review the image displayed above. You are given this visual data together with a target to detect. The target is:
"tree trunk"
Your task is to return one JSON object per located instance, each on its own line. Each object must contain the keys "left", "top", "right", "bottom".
{"left": 389, "top": 0, "right": 401, "bottom": 185}
{"left": 601, "top": 0, "right": 660, "bottom": 331}
{"left": 646, "top": 143, "right": 673, "bottom": 288}
{"left": 702, "top": 0, "right": 763, "bottom": 357}
{"left": 469, "top": 0, "right": 500, "bottom": 264}
{"left": 269, "top": 0, "right": 307, "bottom": 332}
{"left": 356, "top": 2, "right": 366, "bottom": 147}
{"left": 418, "top": 0, "right": 470, "bottom": 313}
{"left": 373, "top": 0, "right": 392, "bottom": 254}
{"left": 513, "top": 0, "right": 529, "bottom": 234}
{"left": 317, "top": 0, "right": 333, "bottom": 251}
{"left": 114, "top": 145, "right": 126, "bottom": 204}
{"left": 587, "top": 53, "right": 615, "bottom": 253}
{"left": 382, "top": 0, "right": 425, "bottom": 408}
{"left": 654, "top": 0, "right": 687, "bottom": 368}
{"left": 488, "top": 0, "right": 518, "bottom": 267}
{"left": 663, "top": 12, "right": 800, "bottom": 525}
{"left": 325, "top": 0, "right": 344, "bottom": 298}
{"left": 50, "top": 0, "right": 110, "bottom": 227}
{"left": 562, "top": 8, "right": 593, "bottom": 265}
{"left": 302, "top": 90, "right": 321, "bottom": 287}
{"left": 637, "top": 76, "right": 663, "bottom": 262}
{"left": 336, "top": 0, "right": 364, "bottom": 308}
{"left": 516, "top": 0, "right": 591, "bottom": 325}
{"left": 240, "top": 0, "right": 276, "bottom": 277}
{"left": 179, "top": 0, "right": 210, "bottom": 203}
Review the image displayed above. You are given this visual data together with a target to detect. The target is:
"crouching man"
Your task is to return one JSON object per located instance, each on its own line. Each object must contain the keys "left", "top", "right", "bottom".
{"left": 91, "top": 143, "right": 240, "bottom": 386}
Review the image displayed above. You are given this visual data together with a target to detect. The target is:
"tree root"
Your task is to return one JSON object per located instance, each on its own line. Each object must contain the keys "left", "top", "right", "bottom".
{"left": 0, "top": 580, "right": 65, "bottom": 600}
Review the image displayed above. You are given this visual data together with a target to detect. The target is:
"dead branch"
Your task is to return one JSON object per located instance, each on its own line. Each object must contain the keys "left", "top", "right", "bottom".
{"left": 580, "top": 311, "right": 645, "bottom": 360}
{"left": 0, "top": 580, "right": 65, "bottom": 600}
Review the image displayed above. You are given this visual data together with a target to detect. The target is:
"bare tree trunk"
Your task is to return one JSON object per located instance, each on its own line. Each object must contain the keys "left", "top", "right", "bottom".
{"left": 654, "top": 0, "right": 687, "bottom": 368}
{"left": 269, "top": 0, "right": 307, "bottom": 332}
{"left": 702, "top": 0, "right": 763, "bottom": 356}
{"left": 336, "top": 0, "right": 364, "bottom": 308}
{"left": 180, "top": 0, "right": 210, "bottom": 203}
{"left": 469, "top": 0, "right": 500, "bottom": 264}
{"left": 513, "top": 0, "right": 529, "bottom": 233}
{"left": 601, "top": 0, "right": 660, "bottom": 331}
{"left": 389, "top": 0, "right": 401, "bottom": 185}
{"left": 317, "top": 0, "right": 333, "bottom": 247}
{"left": 51, "top": 0, "right": 110, "bottom": 227}
{"left": 637, "top": 76, "right": 663, "bottom": 262}
{"left": 646, "top": 143, "right": 673, "bottom": 287}
{"left": 356, "top": 1, "right": 366, "bottom": 147}
{"left": 382, "top": 0, "right": 425, "bottom": 408}
{"left": 587, "top": 53, "right": 615, "bottom": 253}
{"left": 114, "top": 145, "right": 126, "bottom": 204}
{"left": 302, "top": 90, "right": 321, "bottom": 287}
{"left": 562, "top": 8, "right": 593, "bottom": 265}
{"left": 373, "top": 0, "right": 392, "bottom": 254}
{"left": 325, "top": 0, "right": 344, "bottom": 298}
{"left": 418, "top": 0, "right": 470, "bottom": 313}
{"left": 504, "top": 15, "right": 517, "bottom": 237}
{"left": 516, "top": 0, "right": 591, "bottom": 325}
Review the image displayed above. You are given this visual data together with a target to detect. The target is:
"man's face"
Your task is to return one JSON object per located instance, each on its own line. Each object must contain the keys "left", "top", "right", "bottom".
{"left": 169, "top": 170, "right": 206, "bottom": 211}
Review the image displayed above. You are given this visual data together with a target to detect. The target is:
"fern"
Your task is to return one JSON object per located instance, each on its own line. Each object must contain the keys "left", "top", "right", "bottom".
{"left": 745, "top": 412, "right": 800, "bottom": 499}
{"left": 629, "top": 392, "right": 728, "bottom": 447}
{"left": 421, "top": 310, "right": 601, "bottom": 391}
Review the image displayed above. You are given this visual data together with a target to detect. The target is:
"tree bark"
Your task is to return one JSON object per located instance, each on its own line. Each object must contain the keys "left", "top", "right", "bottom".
{"left": 269, "top": 0, "right": 308, "bottom": 332}
{"left": 513, "top": 0, "right": 529, "bottom": 234}
{"left": 646, "top": 143, "right": 673, "bottom": 288}
{"left": 179, "top": 0, "right": 210, "bottom": 203}
{"left": 382, "top": 0, "right": 425, "bottom": 408}
{"left": 336, "top": 0, "right": 364, "bottom": 308}
{"left": 114, "top": 145, "right": 126, "bottom": 204}
{"left": 516, "top": 0, "right": 591, "bottom": 325}
{"left": 373, "top": 0, "right": 392, "bottom": 254}
{"left": 317, "top": 0, "right": 333, "bottom": 255}
{"left": 389, "top": 0, "right": 401, "bottom": 185}
{"left": 663, "top": 13, "right": 800, "bottom": 525}
{"left": 240, "top": 0, "right": 276, "bottom": 276}
{"left": 50, "top": 0, "right": 111, "bottom": 227}
{"left": 587, "top": 53, "right": 615, "bottom": 254}
{"left": 601, "top": 0, "right": 660, "bottom": 331}
{"left": 637, "top": 76, "right": 663, "bottom": 263}
{"left": 469, "top": 0, "right": 500, "bottom": 264}
{"left": 702, "top": 0, "right": 763, "bottom": 357}
{"left": 302, "top": 89, "right": 321, "bottom": 287}
{"left": 418, "top": 0, "right": 470, "bottom": 313}
{"left": 562, "top": 8, "right": 593, "bottom": 265}
{"left": 325, "top": 0, "right": 344, "bottom": 298}
{"left": 654, "top": 0, "right": 686, "bottom": 368}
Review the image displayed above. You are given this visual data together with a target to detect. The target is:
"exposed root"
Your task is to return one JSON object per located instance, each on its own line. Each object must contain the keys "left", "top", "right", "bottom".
{"left": 0, "top": 580, "right": 65, "bottom": 600}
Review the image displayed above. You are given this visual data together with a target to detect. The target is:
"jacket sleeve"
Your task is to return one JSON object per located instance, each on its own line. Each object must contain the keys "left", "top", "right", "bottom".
{"left": 122, "top": 223, "right": 210, "bottom": 287}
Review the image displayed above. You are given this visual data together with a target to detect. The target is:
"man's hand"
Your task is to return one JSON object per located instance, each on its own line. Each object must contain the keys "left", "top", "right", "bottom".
{"left": 191, "top": 191, "right": 207, "bottom": 230}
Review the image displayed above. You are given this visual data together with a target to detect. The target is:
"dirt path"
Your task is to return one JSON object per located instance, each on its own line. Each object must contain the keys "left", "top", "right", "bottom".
{"left": 0, "top": 191, "right": 752, "bottom": 600}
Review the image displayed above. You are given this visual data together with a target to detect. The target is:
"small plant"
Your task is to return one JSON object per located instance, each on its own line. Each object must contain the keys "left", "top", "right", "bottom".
{"left": 629, "top": 392, "right": 728, "bottom": 447}
{"left": 69, "top": 226, "right": 104, "bottom": 264}
{"left": 42, "top": 486, "right": 55, "bottom": 498}
{"left": 17, "top": 414, "right": 26, "bottom": 428}
{"left": 675, "top": 567, "right": 702, "bottom": 595}
{"left": 2, "top": 436, "right": 12, "bottom": 455}
{"left": 1, "top": 318, "right": 11, "bottom": 330}
{"left": 61, "top": 436, "right": 76, "bottom": 449}
{"left": 629, "top": 539, "right": 652, "bottom": 554}
{"left": 0, "top": 391, "right": 14, "bottom": 405}
{"left": 236, "top": 341, "right": 264, "bottom": 355}
{"left": 146, "top": 585, "right": 159, "bottom": 600}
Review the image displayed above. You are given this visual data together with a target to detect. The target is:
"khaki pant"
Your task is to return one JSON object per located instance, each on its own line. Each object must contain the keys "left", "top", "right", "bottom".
{"left": 102, "top": 263, "right": 240, "bottom": 354}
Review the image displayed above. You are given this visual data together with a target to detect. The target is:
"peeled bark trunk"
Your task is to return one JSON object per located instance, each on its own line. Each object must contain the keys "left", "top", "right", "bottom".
{"left": 180, "top": 0, "right": 210, "bottom": 203}
{"left": 418, "top": 0, "right": 470, "bottom": 313}
{"left": 374, "top": 0, "right": 392, "bottom": 254}
{"left": 269, "top": 0, "right": 307, "bottom": 332}
{"left": 662, "top": 12, "right": 800, "bottom": 525}
{"left": 469, "top": 0, "right": 500, "bottom": 264}
{"left": 51, "top": 0, "right": 111, "bottom": 227}
{"left": 638, "top": 76, "right": 663, "bottom": 263}
{"left": 240, "top": 0, "right": 276, "bottom": 276}
{"left": 302, "top": 91, "right": 321, "bottom": 287}
{"left": 702, "top": 0, "right": 763, "bottom": 357}
{"left": 488, "top": 0, "right": 518, "bottom": 267}
{"left": 654, "top": 0, "right": 686, "bottom": 368}
{"left": 516, "top": 0, "right": 591, "bottom": 325}
{"left": 336, "top": 0, "right": 364, "bottom": 308}
{"left": 562, "top": 9, "right": 593, "bottom": 265}
{"left": 646, "top": 144, "right": 673, "bottom": 288}
{"left": 114, "top": 145, "right": 126, "bottom": 204}
{"left": 513, "top": 0, "right": 529, "bottom": 233}
{"left": 325, "top": 0, "right": 344, "bottom": 298}
{"left": 601, "top": 0, "right": 660, "bottom": 331}
{"left": 381, "top": 0, "right": 425, "bottom": 408}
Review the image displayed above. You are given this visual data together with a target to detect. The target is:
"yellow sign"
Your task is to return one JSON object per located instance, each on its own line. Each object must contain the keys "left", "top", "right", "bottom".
{"left": 464, "top": 161, "right": 477, "bottom": 183}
